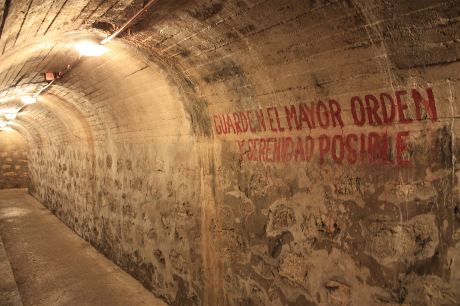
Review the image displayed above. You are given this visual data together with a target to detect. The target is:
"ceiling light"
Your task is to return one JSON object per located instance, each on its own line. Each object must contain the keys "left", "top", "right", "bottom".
{"left": 75, "top": 41, "right": 107, "bottom": 57}
{"left": 4, "top": 113, "right": 16, "bottom": 120}
{"left": 0, "top": 108, "right": 17, "bottom": 114}
{"left": 0, "top": 126, "right": 13, "bottom": 132}
{"left": 21, "top": 96, "right": 37, "bottom": 104}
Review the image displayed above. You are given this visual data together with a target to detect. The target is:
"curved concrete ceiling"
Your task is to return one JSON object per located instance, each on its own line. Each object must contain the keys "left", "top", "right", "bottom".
{"left": 0, "top": 1, "right": 459, "bottom": 306}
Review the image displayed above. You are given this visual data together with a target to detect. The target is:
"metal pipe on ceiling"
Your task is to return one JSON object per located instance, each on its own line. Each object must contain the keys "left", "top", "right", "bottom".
{"left": 101, "top": 0, "right": 159, "bottom": 45}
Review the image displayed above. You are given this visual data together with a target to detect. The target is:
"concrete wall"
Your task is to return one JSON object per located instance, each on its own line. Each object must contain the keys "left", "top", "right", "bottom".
{"left": 0, "top": 130, "right": 28, "bottom": 189}
{"left": 0, "top": 0, "right": 459, "bottom": 305}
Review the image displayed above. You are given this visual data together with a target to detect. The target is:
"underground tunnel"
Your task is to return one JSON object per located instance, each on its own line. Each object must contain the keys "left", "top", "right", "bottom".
{"left": 0, "top": 0, "right": 459, "bottom": 305}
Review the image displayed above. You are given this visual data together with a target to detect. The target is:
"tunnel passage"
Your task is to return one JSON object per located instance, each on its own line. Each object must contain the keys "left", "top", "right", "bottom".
{"left": 0, "top": 0, "right": 459, "bottom": 306}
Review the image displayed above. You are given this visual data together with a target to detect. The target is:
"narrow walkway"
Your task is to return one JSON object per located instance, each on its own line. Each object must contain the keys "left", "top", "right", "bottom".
{"left": 0, "top": 189, "right": 167, "bottom": 306}
{"left": 0, "top": 233, "right": 22, "bottom": 306}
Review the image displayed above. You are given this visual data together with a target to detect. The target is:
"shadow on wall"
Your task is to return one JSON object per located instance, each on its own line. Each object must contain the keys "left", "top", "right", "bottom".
{"left": 0, "top": 129, "right": 28, "bottom": 189}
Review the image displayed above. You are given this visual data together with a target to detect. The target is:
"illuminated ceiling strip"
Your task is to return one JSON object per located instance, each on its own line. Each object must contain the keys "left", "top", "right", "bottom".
{"left": 0, "top": 0, "right": 159, "bottom": 126}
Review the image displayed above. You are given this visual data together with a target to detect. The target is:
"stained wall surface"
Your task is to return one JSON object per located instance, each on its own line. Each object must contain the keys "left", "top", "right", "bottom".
{"left": 0, "top": 1, "right": 459, "bottom": 306}
{"left": 0, "top": 130, "right": 28, "bottom": 189}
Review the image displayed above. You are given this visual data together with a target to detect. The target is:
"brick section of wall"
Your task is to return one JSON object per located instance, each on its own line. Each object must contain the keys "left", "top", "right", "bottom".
{"left": 0, "top": 149, "right": 28, "bottom": 189}
{"left": 0, "top": 130, "right": 28, "bottom": 189}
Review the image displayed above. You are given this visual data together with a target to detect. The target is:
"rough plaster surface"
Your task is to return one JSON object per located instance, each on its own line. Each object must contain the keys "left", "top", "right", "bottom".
{"left": 0, "top": 0, "right": 459, "bottom": 305}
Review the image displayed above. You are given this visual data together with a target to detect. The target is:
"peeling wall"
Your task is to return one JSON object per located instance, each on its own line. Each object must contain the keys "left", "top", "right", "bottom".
{"left": 212, "top": 123, "right": 460, "bottom": 305}
{"left": 0, "top": 130, "right": 28, "bottom": 189}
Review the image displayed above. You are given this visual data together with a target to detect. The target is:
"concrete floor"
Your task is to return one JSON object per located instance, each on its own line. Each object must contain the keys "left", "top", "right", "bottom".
{"left": 0, "top": 189, "right": 167, "bottom": 306}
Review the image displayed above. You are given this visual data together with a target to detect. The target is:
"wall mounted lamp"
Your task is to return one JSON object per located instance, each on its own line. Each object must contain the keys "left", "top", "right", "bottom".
{"left": 4, "top": 113, "right": 16, "bottom": 120}
{"left": 75, "top": 41, "right": 107, "bottom": 57}
{"left": 21, "top": 96, "right": 37, "bottom": 104}
{"left": 0, "top": 126, "right": 13, "bottom": 132}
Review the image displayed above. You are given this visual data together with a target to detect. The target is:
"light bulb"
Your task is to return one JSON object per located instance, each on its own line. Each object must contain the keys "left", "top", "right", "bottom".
{"left": 0, "top": 126, "right": 12, "bottom": 132}
{"left": 4, "top": 113, "right": 16, "bottom": 120}
{"left": 75, "top": 41, "right": 107, "bottom": 57}
{"left": 21, "top": 96, "right": 36, "bottom": 104}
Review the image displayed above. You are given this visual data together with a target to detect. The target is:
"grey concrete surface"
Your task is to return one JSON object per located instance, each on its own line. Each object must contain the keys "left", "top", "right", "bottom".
{"left": 0, "top": 188, "right": 167, "bottom": 306}
{"left": 0, "top": 234, "right": 22, "bottom": 306}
